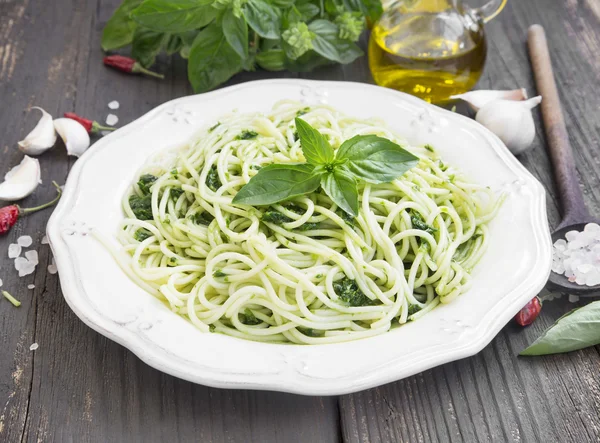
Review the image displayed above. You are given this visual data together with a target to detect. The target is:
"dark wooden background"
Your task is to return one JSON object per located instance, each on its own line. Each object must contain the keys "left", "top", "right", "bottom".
{"left": 1, "top": 0, "right": 599, "bottom": 442}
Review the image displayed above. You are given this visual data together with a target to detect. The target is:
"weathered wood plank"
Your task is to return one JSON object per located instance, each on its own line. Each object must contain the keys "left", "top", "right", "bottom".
{"left": 340, "top": 0, "right": 600, "bottom": 441}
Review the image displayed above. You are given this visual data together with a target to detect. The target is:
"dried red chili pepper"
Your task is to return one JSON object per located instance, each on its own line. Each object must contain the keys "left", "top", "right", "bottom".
{"left": 103, "top": 55, "right": 164, "bottom": 79}
{"left": 0, "top": 182, "right": 62, "bottom": 235}
{"left": 64, "top": 113, "right": 116, "bottom": 134}
{"left": 514, "top": 296, "right": 542, "bottom": 326}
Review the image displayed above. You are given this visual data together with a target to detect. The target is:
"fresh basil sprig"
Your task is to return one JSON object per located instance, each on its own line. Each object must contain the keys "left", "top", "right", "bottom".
{"left": 232, "top": 118, "right": 419, "bottom": 217}
{"left": 520, "top": 300, "right": 600, "bottom": 356}
{"left": 102, "top": 0, "right": 383, "bottom": 93}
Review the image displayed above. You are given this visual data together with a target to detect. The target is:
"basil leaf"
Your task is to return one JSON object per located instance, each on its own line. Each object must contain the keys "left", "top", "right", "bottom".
{"left": 308, "top": 19, "right": 363, "bottom": 64}
{"left": 336, "top": 135, "right": 419, "bottom": 184}
{"left": 188, "top": 23, "right": 243, "bottom": 93}
{"left": 295, "top": 118, "right": 334, "bottom": 166}
{"left": 101, "top": 0, "right": 144, "bottom": 51}
{"left": 222, "top": 8, "right": 249, "bottom": 60}
{"left": 233, "top": 164, "right": 322, "bottom": 206}
{"left": 342, "top": 0, "right": 383, "bottom": 22}
{"left": 270, "top": 0, "right": 295, "bottom": 7}
{"left": 131, "top": 0, "right": 216, "bottom": 33}
{"left": 256, "top": 49, "right": 286, "bottom": 71}
{"left": 520, "top": 301, "right": 600, "bottom": 356}
{"left": 243, "top": 0, "right": 281, "bottom": 39}
{"left": 321, "top": 168, "right": 359, "bottom": 217}
{"left": 179, "top": 30, "right": 200, "bottom": 59}
{"left": 164, "top": 34, "right": 184, "bottom": 55}
{"left": 131, "top": 27, "right": 167, "bottom": 68}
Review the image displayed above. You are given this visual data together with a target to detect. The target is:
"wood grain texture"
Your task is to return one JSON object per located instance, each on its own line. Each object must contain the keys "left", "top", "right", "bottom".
{"left": 0, "top": 0, "right": 599, "bottom": 442}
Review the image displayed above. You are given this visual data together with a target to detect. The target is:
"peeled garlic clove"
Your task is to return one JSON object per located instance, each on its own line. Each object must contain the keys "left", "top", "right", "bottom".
{"left": 18, "top": 107, "right": 57, "bottom": 155}
{"left": 0, "top": 156, "right": 42, "bottom": 201}
{"left": 476, "top": 96, "right": 542, "bottom": 155}
{"left": 451, "top": 89, "right": 528, "bottom": 112}
{"left": 53, "top": 118, "right": 91, "bottom": 157}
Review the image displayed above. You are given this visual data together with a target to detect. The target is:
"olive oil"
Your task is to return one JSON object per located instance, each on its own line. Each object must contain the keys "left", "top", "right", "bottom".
{"left": 369, "top": 9, "right": 487, "bottom": 103}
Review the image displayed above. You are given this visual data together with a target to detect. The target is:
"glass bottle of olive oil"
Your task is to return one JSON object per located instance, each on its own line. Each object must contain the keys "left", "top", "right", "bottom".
{"left": 369, "top": 0, "right": 506, "bottom": 104}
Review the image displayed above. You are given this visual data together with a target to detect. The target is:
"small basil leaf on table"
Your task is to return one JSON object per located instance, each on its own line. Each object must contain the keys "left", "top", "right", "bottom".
{"left": 222, "top": 8, "right": 249, "bottom": 60}
{"left": 520, "top": 300, "right": 600, "bottom": 356}
{"left": 131, "top": 0, "right": 217, "bottom": 33}
{"left": 337, "top": 134, "right": 419, "bottom": 184}
{"left": 321, "top": 168, "right": 359, "bottom": 217}
{"left": 101, "top": 0, "right": 144, "bottom": 51}
{"left": 188, "top": 23, "right": 243, "bottom": 93}
{"left": 308, "top": 19, "right": 363, "bottom": 64}
{"left": 131, "top": 27, "right": 167, "bottom": 68}
{"left": 232, "top": 164, "right": 322, "bottom": 206}
{"left": 242, "top": 0, "right": 281, "bottom": 39}
{"left": 295, "top": 118, "right": 334, "bottom": 166}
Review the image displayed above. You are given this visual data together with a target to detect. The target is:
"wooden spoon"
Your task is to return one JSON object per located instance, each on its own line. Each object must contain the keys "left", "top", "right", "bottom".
{"left": 528, "top": 25, "right": 600, "bottom": 296}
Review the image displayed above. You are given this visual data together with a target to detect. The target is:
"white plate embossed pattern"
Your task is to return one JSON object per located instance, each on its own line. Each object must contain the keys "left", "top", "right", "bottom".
{"left": 47, "top": 80, "right": 552, "bottom": 395}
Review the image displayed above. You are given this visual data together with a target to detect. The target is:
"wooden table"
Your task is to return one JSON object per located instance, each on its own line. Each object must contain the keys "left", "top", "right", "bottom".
{"left": 1, "top": 1, "right": 599, "bottom": 442}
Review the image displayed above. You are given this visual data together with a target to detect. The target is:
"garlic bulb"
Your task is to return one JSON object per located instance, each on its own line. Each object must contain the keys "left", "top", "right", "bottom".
{"left": 451, "top": 89, "right": 528, "bottom": 112}
{"left": 476, "top": 96, "right": 542, "bottom": 155}
{"left": 18, "top": 107, "right": 57, "bottom": 155}
{"left": 53, "top": 118, "right": 91, "bottom": 157}
{"left": 0, "top": 156, "right": 42, "bottom": 201}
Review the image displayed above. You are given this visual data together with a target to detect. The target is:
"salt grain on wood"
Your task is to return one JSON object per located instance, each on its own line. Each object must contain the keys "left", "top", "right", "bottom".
{"left": 29, "top": 343, "right": 38, "bottom": 351}
{"left": 108, "top": 100, "right": 120, "bottom": 110}
{"left": 106, "top": 114, "right": 119, "bottom": 126}
{"left": 17, "top": 235, "right": 33, "bottom": 247}
{"left": 8, "top": 243, "right": 21, "bottom": 258}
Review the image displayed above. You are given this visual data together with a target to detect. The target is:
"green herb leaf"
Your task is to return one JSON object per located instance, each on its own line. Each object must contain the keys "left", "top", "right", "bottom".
{"left": 233, "top": 164, "right": 322, "bottom": 206}
{"left": 101, "top": 0, "right": 144, "bottom": 51}
{"left": 131, "top": 27, "right": 167, "bottom": 68}
{"left": 188, "top": 23, "right": 243, "bottom": 93}
{"left": 337, "top": 135, "right": 419, "bottom": 184}
{"left": 321, "top": 168, "right": 359, "bottom": 217}
{"left": 239, "top": 308, "right": 262, "bottom": 325}
{"left": 222, "top": 7, "right": 249, "bottom": 60}
{"left": 295, "top": 118, "right": 334, "bottom": 166}
{"left": 137, "top": 174, "right": 157, "bottom": 195}
{"left": 131, "top": 0, "right": 216, "bottom": 32}
{"left": 411, "top": 212, "right": 437, "bottom": 234}
{"left": 164, "top": 34, "right": 184, "bottom": 55}
{"left": 333, "top": 277, "right": 373, "bottom": 306}
{"left": 206, "top": 165, "right": 222, "bottom": 192}
{"left": 129, "top": 194, "right": 153, "bottom": 220}
{"left": 262, "top": 210, "right": 294, "bottom": 224}
{"left": 308, "top": 19, "right": 363, "bottom": 64}
{"left": 134, "top": 228, "right": 153, "bottom": 241}
{"left": 242, "top": 0, "right": 281, "bottom": 39}
{"left": 342, "top": 0, "right": 383, "bottom": 22}
{"left": 520, "top": 301, "right": 600, "bottom": 356}
{"left": 236, "top": 130, "right": 258, "bottom": 140}
{"left": 256, "top": 49, "right": 286, "bottom": 71}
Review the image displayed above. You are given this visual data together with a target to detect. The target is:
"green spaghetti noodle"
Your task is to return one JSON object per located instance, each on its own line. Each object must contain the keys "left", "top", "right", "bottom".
{"left": 109, "top": 101, "right": 502, "bottom": 344}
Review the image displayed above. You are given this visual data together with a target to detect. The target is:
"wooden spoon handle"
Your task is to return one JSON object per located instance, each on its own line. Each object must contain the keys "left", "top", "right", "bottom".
{"left": 527, "top": 24, "right": 589, "bottom": 227}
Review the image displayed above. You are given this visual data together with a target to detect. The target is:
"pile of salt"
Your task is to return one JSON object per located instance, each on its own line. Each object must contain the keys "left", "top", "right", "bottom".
{"left": 552, "top": 223, "right": 600, "bottom": 286}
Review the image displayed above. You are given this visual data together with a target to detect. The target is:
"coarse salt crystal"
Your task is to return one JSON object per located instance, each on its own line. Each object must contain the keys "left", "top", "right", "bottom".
{"left": 47, "top": 258, "right": 57, "bottom": 275}
{"left": 19, "top": 262, "right": 36, "bottom": 277}
{"left": 17, "top": 235, "right": 32, "bottom": 247}
{"left": 41, "top": 235, "right": 49, "bottom": 245}
{"left": 28, "top": 284, "right": 35, "bottom": 289}
{"left": 0, "top": 278, "right": 2, "bottom": 287}
{"left": 14, "top": 257, "right": 28, "bottom": 271}
{"left": 565, "top": 230, "right": 579, "bottom": 242}
{"left": 8, "top": 243, "right": 21, "bottom": 258}
{"left": 25, "top": 250, "right": 39, "bottom": 265}
{"left": 108, "top": 100, "right": 120, "bottom": 110}
{"left": 29, "top": 343, "right": 38, "bottom": 351}
{"left": 568, "top": 294, "right": 580, "bottom": 303}
{"left": 584, "top": 223, "right": 600, "bottom": 232}
{"left": 106, "top": 114, "right": 119, "bottom": 126}
{"left": 553, "top": 222, "right": 600, "bottom": 286}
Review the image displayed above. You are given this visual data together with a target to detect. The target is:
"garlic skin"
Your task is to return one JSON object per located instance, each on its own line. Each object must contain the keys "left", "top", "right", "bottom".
{"left": 476, "top": 96, "right": 542, "bottom": 155}
{"left": 53, "top": 118, "right": 91, "bottom": 157}
{"left": 0, "top": 156, "right": 42, "bottom": 201}
{"left": 451, "top": 89, "right": 528, "bottom": 112}
{"left": 18, "top": 107, "right": 57, "bottom": 155}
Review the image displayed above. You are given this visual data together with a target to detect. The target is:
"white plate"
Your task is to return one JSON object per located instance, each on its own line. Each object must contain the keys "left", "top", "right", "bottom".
{"left": 47, "top": 80, "right": 552, "bottom": 396}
